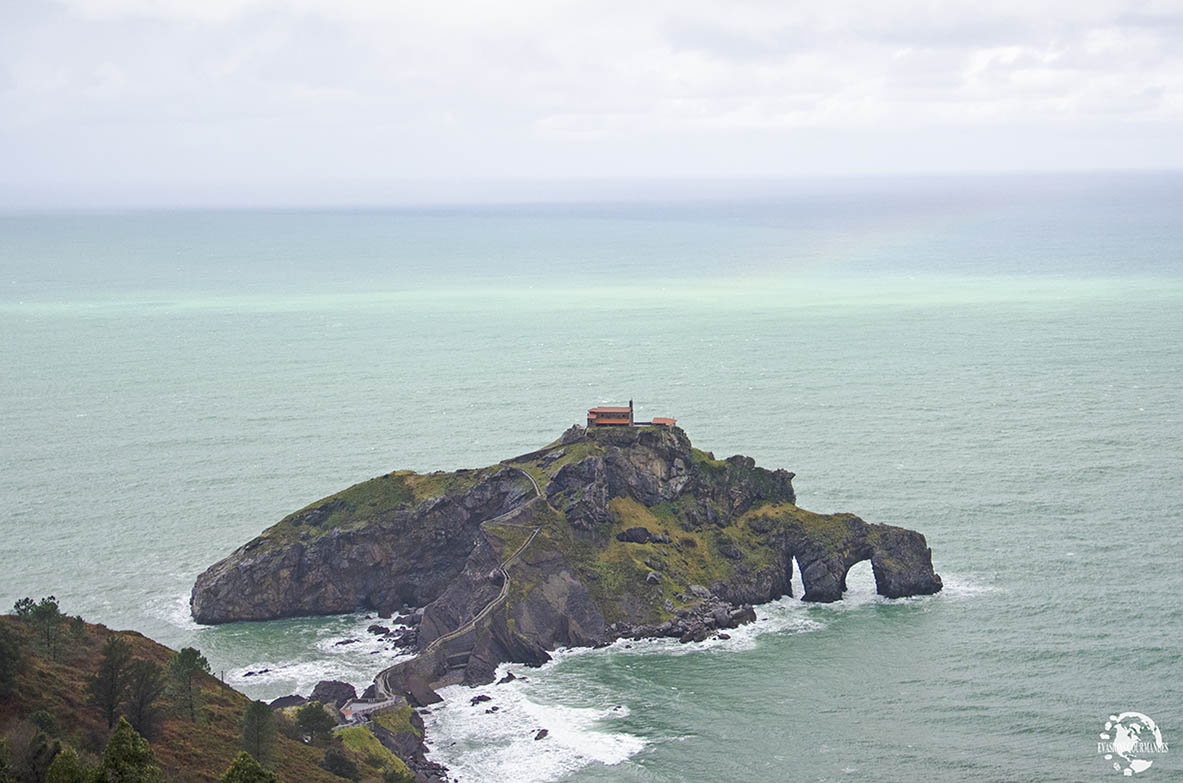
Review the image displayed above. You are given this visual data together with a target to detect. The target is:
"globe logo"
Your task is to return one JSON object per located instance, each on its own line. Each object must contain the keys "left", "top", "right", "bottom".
{"left": 1098, "top": 712, "right": 1169, "bottom": 776}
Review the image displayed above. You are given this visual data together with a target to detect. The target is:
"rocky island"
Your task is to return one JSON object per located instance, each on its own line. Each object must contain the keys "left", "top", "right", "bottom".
{"left": 192, "top": 424, "right": 942, "bottom": 708}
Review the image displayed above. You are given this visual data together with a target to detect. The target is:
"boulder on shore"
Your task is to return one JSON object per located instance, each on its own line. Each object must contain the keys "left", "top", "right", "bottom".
{"left": 309, "top": 680, "right": 357, "bottom": 709}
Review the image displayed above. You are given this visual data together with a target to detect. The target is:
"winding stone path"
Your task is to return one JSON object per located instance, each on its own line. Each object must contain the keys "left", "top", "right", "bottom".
{"left": 376, "top": 465, "right": 543, "bottom": 696}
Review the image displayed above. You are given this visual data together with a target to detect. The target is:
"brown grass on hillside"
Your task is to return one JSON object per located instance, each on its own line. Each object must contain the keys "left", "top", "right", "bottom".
{"left": 0, "top": 615, "right": 339, "bottom": 782}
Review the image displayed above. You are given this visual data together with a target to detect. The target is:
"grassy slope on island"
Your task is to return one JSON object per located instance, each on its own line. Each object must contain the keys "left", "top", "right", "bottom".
{"left": 245, "top": 466, "right": 515, "bottom": 552}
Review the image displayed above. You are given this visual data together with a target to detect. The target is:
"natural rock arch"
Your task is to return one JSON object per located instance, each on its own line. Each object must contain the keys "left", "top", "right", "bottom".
{"left": 786, "top": 522, "right": 942, "bottom": 603}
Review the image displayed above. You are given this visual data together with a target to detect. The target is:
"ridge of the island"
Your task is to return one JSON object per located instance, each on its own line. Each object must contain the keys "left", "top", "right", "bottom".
{"left": 191, "top": 411, "right": 943, "bottom": 721}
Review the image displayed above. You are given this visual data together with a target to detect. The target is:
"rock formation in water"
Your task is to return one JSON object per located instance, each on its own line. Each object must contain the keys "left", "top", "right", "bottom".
{"left": 192, "top": 425, "right": 941, "bottom": 697}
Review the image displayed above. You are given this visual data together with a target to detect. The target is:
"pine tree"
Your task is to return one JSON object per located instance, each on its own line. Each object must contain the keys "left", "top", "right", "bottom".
{"left": 28, "top": 597, "right": 66, "bottom": 661}
{"left": 89, "top": 634, "right": 132, "bottom": 729}
{"left": 168, "top": 647, "right": 210, "bottom": 722}
{"left": 0, "top": 623, "right": 23, "bottom": 698}
{"left": 11, "top": 598, "right": 34, "bottom": 619}
{"left": 125, "top": 659, "right": 167, "bottom": 739}
{"left": 240, "top": 700, "right": 277, "bottom": 766}
{"left": 45, "top": 746, "right": 91, "bottom": 783}
{"left": 220, "top": 752, "right": 278, "bottom": 783}
{"left": 93, "top": 718, "right": 164, "bottom": 783}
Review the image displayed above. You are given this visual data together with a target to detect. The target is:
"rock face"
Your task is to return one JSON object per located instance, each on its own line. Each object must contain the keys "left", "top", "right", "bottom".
{"left": 309, "top": 680, "right": 357, "bottom": 709}
{"left": 614, "top": 595, "right": 759, "bottom": 644}
{"left": 364, "top": 706, "right": 448, "bottom": 783}
{"left": 190, "top": 467, "right": 532, "bottom": 623}
{"left": 192, "top": 424, "right": 941, "bottom": 697}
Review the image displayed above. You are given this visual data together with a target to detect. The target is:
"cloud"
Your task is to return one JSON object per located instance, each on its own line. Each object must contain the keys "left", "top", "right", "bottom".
{"left": 1, "top": 0, "right": 1182, "bottom": 205}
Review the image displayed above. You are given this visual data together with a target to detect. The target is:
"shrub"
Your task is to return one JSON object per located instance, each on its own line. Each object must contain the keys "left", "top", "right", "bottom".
{"left": 319, "top": 747, "right": 359, "bottom": 780}
{"left": 92, "top": 717, "right": 164, "bottom": 783}
{"left": 220, "top": 751, "right": 278, "bottom": 783}
{"left": 29, "top": 710, "right": 57, "bottom": 736}
{"left": 295, "top": 702, "right": 337, "bottom": 742}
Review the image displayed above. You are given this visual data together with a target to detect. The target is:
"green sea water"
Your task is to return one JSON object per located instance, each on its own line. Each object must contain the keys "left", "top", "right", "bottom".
{"left": 2, "top": 173, "right": 1181, "bottom": 781}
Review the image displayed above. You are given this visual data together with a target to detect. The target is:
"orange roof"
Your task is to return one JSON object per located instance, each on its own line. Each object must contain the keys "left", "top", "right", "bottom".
{"left": 589, "top": 406, "right": 631, "bottom": 413}
{"left": 652, "top": 417, "right": 677, "bottom": 425}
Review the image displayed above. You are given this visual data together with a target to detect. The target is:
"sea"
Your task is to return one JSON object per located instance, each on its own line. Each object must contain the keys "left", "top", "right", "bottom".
{"left": 1, "top": 172, "right": 1181, "bottom": 782}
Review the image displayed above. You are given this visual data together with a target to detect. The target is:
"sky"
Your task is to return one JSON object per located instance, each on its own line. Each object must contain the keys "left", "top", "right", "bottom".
{"left": 2, "top": 0, "right": 1182, "bottom": 207}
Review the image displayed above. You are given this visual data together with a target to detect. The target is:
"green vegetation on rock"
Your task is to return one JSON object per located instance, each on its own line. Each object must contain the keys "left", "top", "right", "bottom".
{"left": 368, "top": 705, "right": 421, "bottom": 739}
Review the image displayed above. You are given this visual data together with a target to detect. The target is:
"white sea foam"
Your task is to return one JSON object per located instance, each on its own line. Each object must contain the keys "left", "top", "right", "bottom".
{"left": 932, "top": 573, "right": 1000, "bottom": 599}
{"left": 422, "top": 664, "right": 647, "bottom": 783}
{"left": 225, "top": 613, "right": 416, "bottom": 699}
{"left": 157, "top": 592, "right": 203, "bottom": 632}
{"left": 228, "top": 659, "right": 374, "bottom": 696}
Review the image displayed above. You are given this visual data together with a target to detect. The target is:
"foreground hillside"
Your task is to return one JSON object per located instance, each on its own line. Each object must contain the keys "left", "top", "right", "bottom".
{"left": 192, "top": 425, "right": 941, "bottom": 696}
{"left": 0, "top": 612, "right": 425, "bottom": 782}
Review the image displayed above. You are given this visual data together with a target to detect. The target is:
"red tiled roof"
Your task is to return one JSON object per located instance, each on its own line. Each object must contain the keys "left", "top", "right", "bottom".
{"left": 589, "top": 406, "right": 631, "bottom": 413}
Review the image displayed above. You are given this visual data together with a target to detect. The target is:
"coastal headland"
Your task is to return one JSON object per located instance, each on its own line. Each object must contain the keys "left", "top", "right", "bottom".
{"left": 192, "top": 423, "right": 942, "bottom": 707}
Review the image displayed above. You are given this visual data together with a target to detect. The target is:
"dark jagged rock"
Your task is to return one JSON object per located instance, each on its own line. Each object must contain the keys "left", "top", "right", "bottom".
{"left": 470, "top": 694, "right": 491, "bottom": 705}
{"left": 367, "top": 624, "right": 390, "bottom": 635}
{"left": 620, "top": 595, "right": 758, "bottom": 644}
{"left": 386, "top": 627, "right": 418, "bottom": 648}
{"left": 616, "top": 526, "right": 652, "bottom": 543}
{"left": 309, "top": 680, "right": 356, "bottom": 709}
{"left": 268, "top": 694, "right": 306, "bottom": 709}
{"left": 616, "top": 527, "right": 673, "bottom": 544}
{"left": 546, "top": 456, "right": 612, "bottom": 530}
{"left": 534, "top": 729, "right": 549, "bottom": 740}
{"left": 193, "top": 424, "right": 941, "bottom": 699}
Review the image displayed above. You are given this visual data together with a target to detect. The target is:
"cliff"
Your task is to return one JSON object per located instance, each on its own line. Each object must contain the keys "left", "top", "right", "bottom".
{"left": 192, "top": 426, "right": 941, "bottom": 694}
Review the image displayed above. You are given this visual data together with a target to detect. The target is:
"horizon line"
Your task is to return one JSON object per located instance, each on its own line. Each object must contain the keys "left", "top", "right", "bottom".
{"left": 1, "top": 167, "right": 1181, "bottom": 215}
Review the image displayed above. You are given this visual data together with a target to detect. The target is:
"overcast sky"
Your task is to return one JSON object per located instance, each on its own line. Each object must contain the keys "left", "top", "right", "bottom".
{"left": 2, "top": 0, "right": 1182, "bottom": 207}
